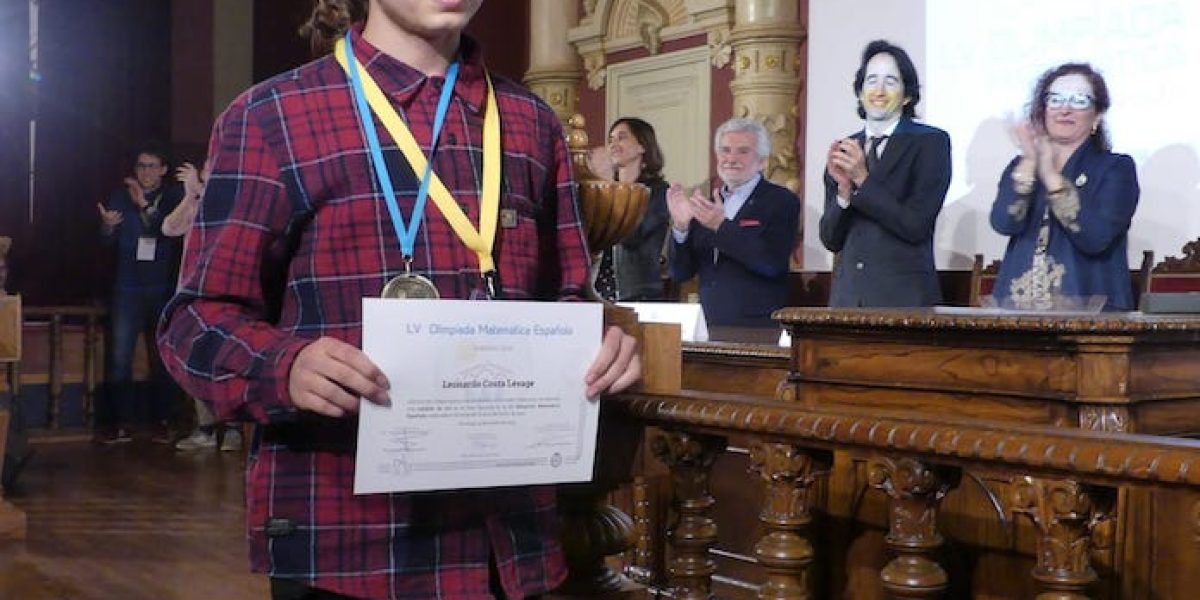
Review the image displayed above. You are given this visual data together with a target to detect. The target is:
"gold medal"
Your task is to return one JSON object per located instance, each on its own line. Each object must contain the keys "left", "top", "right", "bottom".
{"left": 381, "top": 273, "right": 439, "bottom": 299}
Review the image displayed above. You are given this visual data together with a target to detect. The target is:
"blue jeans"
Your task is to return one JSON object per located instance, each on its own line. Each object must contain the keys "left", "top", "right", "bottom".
{"left": 98, "top": 285, "right": 179, "bottom": 431}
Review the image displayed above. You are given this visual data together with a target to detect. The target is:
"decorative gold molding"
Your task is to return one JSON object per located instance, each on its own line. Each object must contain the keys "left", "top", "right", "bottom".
{"left": 523, "top": 67, "right": 581, "bottom": 123}
{"left": 582, "top": 51, "right": 608, "bottom": 91}
{"left": 706, "top": 26, "right": 731, "bottom": 67}
{"left": 727, "top": 12, "right": 805, "bottom": 193}
{"left": 568, "top": 0, "right": 735, "bottom": 90}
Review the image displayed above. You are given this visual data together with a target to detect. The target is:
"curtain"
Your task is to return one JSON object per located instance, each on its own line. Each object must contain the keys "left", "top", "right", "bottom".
{"left": 14, "top": 0, "right": 172, "bottom": 305}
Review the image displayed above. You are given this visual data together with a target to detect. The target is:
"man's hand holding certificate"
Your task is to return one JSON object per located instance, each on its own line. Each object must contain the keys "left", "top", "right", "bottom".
{"left": 356, "top": 299, "right": 605, "bottom": 494}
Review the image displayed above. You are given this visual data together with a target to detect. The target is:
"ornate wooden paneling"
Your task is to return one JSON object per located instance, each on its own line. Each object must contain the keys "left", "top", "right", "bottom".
{"left": 798, "top": 339, "right": 1079, "bottom": 397}
{"left": 610, "top": 309, "right": 1200, "bottom": 598}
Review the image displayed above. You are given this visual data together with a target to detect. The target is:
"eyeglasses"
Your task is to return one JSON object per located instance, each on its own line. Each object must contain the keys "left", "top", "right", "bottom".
{"left": 1045, "top": 92, "right": 1094, "bottom": 110}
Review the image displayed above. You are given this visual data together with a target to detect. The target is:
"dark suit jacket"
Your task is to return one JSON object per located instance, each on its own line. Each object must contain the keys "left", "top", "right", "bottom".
{"left": 670, "top": 177, "right": 800, "bottom": 327}
{"left": 819, "top": 118, "right": 951, "bottom": 307}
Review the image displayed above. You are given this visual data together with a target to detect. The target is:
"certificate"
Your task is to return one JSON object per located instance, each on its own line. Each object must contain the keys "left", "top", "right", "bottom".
{"left": 355, "top": 298, "right": 602, "bottom": 494}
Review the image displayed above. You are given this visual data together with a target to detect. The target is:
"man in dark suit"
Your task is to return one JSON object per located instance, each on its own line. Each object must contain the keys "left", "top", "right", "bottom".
{"left": 820, "top": 40, "right": 952, "bottom": 307}
{"left": 668, "top": 117, "right": 800, "bottom": 327}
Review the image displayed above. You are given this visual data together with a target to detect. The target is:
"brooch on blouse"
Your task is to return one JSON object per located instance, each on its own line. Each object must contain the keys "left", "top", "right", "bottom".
{"left": 1075, "top": 173, "right": 1088, "bottom": 188}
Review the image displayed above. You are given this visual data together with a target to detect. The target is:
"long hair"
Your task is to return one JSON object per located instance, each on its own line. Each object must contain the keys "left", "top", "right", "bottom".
{"left": 298, "top": 0, "right": 368, "bottom": 57}
{"left": 1027, "top": 62, "right": 1112, "bottom": 152}
{"left": 610, "top": 117, "right": 665, "bottom": 185}
{"left": 853, "top": 40, "right": 921, "bottom": 120}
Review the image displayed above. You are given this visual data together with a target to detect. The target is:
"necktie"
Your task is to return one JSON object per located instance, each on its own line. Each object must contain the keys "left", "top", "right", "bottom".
{"left": 867, "top": 135, "right": 888, "bottom": 172}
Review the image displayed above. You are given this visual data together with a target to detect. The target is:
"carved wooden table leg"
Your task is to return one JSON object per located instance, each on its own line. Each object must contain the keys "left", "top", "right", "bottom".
{"left": 652, "top": 430, "right": 726, "bottom": 600}
{"left": 867, "top": 456, "right": 958, "bottom": 599}
{"left": 1009, "top": 477, "right": 1112, "bottom": 600}
{"left": 748, "top": 442, "right": 829, "bottom": 600}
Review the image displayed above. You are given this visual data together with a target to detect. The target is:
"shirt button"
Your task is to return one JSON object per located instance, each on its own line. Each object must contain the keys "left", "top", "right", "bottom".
{"left": 855, "top": 262, "right": 864, "bottom": 270}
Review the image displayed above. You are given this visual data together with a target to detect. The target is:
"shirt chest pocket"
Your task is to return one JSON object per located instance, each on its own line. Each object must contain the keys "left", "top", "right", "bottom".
{"left": 494, "top": 178, "right": 542, "bottom": 270}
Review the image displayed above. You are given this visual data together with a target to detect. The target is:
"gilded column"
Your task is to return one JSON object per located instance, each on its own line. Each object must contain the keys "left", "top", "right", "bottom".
{"left": 525, "top": 0, "right": 582, "bottom": 124}
{"left": 728, "top": 0, "right": 805, "bottom": 193}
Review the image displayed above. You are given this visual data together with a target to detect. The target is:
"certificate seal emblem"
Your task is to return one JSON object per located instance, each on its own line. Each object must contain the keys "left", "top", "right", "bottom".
{"left": 381, "top": 273, "right": 440, "bottom": 299}
{"left": 550, "top": 452, "right": 562, "bottom": 468}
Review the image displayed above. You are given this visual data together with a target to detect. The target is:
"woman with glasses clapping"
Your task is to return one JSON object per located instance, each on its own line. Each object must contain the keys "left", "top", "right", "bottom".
{"left": 989, "top": 62, "right": 1139, "bottom": 311}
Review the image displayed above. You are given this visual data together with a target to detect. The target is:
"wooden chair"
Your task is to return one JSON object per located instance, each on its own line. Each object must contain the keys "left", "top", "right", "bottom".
{"left": 967, "top": 254, "right": 1001, "bottom": 307}
{"left": 1146, "top": 238, "right": 1200, "bottom": 294}
{"left": 968, "top": 250, "right": 1154, "bottom": 308}
{"left": 1133, "top": 249, "right": 1154, "bottom": 307}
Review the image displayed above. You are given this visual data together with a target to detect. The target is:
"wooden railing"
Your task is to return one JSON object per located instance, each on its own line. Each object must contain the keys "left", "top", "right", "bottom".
{"left": 3, "top": 306, "right": 107, "bottom": 430}
{"left": 572, "top": 392, "right": 1200, "bottom": 599}
{"left": 561, "top": 307, "right": 1200, "bottom": 599}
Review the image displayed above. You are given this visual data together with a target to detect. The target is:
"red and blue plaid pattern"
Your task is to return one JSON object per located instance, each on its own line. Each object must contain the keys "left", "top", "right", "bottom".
{"left": 157, "top": 28, "right": 588, "bottom": 599}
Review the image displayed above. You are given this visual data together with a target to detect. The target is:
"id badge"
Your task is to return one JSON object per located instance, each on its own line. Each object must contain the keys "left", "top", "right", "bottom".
{"left": 136, "top": 236, "right": 158, "bottom": 261}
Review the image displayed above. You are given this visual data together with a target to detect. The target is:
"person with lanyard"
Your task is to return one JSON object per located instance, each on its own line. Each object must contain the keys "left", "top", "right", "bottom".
{"left": 820, "top": 39, "right": 951, "bottom": 308}
{"left": 155, "top": 1, "right": 640, "bottom": 599}
{"left": 96, "top": 140, "right": 184, "bottom": 444}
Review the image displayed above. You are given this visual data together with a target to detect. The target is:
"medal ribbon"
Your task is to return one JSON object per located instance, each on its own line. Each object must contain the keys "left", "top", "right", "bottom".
{"left": 336, "top": 33, "right": 500, "bottom": 276}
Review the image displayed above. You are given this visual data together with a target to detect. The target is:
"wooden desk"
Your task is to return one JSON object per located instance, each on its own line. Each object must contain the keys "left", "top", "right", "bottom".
{"left": 778, "top": 306, "right": 1200, "bottom": 435}
{"left": 652, "top": 309, "right": 1200, "bottom": 598}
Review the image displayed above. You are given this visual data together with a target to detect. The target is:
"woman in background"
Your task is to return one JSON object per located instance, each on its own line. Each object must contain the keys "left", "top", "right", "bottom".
{"left": 588, "top": 117, "right": 670, "bottom": 302}
{"left": 990, "top": 63, "right": 1139, "bottom": 311}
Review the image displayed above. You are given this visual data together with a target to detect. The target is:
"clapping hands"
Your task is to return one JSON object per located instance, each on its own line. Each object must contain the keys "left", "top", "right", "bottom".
{"left": 666, "top": 183, "right": 694, "bottom": 231}
{"left": 667, "top": 182, "right": 726, "bottom": 232}
{"left": 176, "top": 162, "right": 204, "bottom": 199}
{"left": 826, "top": 138, "right": 868, "bottom": 197}
{"left": 586, "top": 146, "right": 615, "bottom": 181}
{"left": 96, "top": 203, "right": 122, "bottom": 228}
{"left": 123, "top": 177, "right": 147, "bottom": 209}
{"left": 1009, "top": 119, "right": 1066, "bottom": 190}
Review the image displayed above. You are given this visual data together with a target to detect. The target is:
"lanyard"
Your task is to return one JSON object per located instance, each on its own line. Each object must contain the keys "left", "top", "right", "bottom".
{"left": 137, "top": 189, "right": 164, "bottom": 229}
{"left": 336, "top": 33, "right": 501, "bottom": 277}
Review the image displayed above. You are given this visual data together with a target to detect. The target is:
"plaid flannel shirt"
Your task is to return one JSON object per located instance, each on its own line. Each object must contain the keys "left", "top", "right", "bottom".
{"left": 157, "top": 28, "right": 589, "bottom": 599}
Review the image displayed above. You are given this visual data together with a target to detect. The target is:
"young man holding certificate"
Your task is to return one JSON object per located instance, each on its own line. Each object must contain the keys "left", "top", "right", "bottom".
{"left": 156, "top": 1, "right": 640, "bottom": 598}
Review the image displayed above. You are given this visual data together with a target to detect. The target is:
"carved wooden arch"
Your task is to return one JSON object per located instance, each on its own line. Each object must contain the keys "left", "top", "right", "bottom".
{"left": 570, "top": 0, "right": 735, "bottom": 90}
